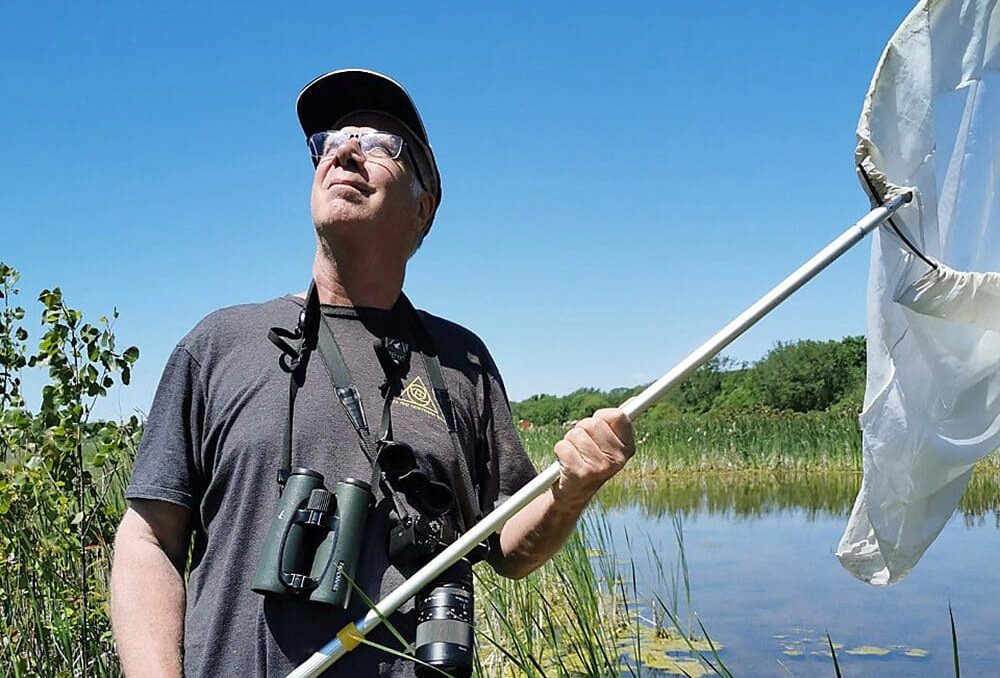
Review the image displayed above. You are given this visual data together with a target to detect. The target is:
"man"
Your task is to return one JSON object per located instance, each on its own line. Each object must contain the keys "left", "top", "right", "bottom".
{"left": 110, "top": 69, "right": 634, "bottom": 677}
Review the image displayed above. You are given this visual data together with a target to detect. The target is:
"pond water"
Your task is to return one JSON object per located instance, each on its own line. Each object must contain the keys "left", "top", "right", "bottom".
{"left": 594, "top": 472, "right": 1000, "bottom": 677}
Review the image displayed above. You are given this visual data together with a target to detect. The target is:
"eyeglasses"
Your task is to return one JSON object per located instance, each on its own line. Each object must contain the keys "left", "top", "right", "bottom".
{"left": 307, "top": 128, "right": 431, "bottom": 195}
{"left": 308, "top": 130, "right": 405, "bottom": 162}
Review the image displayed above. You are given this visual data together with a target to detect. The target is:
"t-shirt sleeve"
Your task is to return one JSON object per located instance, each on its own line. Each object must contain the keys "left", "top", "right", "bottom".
{"left": 476, "top": 349, "right": 537, "bottom": 515}
{"left": 125, "top": 344, "right": 205, "bottom": 511}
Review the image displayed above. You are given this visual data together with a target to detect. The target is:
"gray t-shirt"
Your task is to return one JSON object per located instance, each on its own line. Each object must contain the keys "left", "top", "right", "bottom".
{"left": 125, "top": 295, "right": 537, "bottom": 677}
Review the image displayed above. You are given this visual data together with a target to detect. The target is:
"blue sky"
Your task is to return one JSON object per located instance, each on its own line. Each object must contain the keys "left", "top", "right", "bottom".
{"left": 2, "top": 1, "right": 917, "bottom": 419}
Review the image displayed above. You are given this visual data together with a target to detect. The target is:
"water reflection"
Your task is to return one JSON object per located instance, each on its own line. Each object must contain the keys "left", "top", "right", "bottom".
{"left": 596, "top": 469, "right": 1000, "bottom": 524}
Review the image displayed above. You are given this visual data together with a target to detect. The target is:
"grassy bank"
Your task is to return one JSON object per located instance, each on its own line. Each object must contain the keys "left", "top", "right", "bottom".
{"left": 519, "top": 410, "right": 864, "bottom": 473}
{"left": 594, "top": 461, "right": 1000, "bottom": 521}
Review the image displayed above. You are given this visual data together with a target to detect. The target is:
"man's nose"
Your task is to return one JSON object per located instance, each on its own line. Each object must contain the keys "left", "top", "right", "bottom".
{"left": 331, "top": 137, "right": 366, "bottom": 171}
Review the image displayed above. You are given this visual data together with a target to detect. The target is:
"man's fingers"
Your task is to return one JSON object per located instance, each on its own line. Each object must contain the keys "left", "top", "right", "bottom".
{"left": 552, "top": 408, "right": 637, "bottom": 509}
{"left": 565, "top": 424, "right": 617, "bottom": 472}
{"left": 553, "top": 438, "right": 591, "bottom": 479}
{"left": 589, "top": 408, "right": 636, "bottom": 458}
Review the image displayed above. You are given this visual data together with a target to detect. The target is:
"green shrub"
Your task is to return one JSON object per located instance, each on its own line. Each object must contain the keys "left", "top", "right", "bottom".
{"left": 753, "top": 337, "right": 865, "bottom": 412}
{"left": 0, "top": 263, "right": 140, "bottom": 676}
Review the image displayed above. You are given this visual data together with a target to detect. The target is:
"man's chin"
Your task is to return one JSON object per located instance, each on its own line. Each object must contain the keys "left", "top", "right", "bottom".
{"left": 312, "top": 216, "right": 380, "bottom": 246}
{"left": 312, "top": 204, "right": 370, "bottom": 231}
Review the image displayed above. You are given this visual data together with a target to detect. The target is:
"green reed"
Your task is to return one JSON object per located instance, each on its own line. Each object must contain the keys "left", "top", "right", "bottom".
{"left": 474, "top": 511, "right": 729, "bottom": 677}
{"left": 1, "top": 447, "right": 132, "bottom": 677}
{"left": 519, "top": 410, "right": 864, "bottom": 473}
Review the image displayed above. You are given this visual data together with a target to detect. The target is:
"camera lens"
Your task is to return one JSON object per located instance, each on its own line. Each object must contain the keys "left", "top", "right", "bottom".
{"left": 414, "top": 563, "right": 475, "bottom": 678}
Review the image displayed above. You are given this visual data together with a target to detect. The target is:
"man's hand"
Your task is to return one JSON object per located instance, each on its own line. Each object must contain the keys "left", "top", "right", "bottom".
{"left": 493, "top": 407, "right": 635, "bottom": 578}
{"left": 551, "top": 408, "right": 635, "bottom": 511}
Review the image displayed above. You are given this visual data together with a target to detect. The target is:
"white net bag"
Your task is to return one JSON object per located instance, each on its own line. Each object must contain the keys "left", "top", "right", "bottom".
{"left": 837, "top": 0, "right": 1000, "bottom": 585}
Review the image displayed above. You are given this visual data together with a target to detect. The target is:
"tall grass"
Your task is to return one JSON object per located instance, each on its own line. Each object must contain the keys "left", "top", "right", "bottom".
{"left": 0, "top": 445, "right": 132, "bottom": 677}
{"left": 474, "top": 512, "right": 729, "bottom": 677}
{"left": 519, "top": 410, "right": 863, "bottom": 473}
{"left": 595, "top": 464, "right": 1000, "bottom": 522}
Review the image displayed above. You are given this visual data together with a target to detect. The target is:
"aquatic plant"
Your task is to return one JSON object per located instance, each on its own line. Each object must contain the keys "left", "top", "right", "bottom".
{"left": 474, "top": 512, "right": 731, "bottom": 677}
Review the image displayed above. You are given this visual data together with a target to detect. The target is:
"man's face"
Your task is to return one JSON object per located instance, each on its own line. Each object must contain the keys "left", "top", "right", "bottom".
{"left": 309, "top": 112, "right": 432, "bottom": 257}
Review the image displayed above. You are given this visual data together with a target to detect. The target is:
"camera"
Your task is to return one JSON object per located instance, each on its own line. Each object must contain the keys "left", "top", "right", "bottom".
{"left": 376, "top": 441, "right": 487, "bottom": 677}
{"left": 252, "top": 467, "right": 372, "bottom": 608}
{"left": 382, "top": 440, "right": 490, "bottom": 566}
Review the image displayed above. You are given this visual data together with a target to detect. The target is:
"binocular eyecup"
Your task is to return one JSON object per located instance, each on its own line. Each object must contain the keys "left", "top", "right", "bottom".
{"left": 378, "top": 441, "right": 454, "bottom": 518}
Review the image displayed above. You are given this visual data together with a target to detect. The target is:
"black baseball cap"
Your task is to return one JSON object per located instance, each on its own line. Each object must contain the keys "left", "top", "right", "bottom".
{"left": 296, "top": 69, "right": 442, "bottom": 219}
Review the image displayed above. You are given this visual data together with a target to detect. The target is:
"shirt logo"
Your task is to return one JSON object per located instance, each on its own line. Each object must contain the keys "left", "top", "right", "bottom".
{"left": 396, "top": 376, "right": 445, "bottom": 423}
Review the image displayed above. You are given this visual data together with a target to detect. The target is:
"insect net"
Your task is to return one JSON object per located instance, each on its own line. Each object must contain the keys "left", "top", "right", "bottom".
{"left": 836, "top": 0, "right": 1000, "bottom": 585}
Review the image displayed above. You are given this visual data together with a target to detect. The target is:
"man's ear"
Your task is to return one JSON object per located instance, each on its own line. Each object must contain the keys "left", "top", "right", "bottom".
{"left": 415, "top": 191, "right": 436, "bottom": 235}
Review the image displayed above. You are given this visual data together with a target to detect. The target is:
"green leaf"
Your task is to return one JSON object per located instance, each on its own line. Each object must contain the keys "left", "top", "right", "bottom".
{"left": 123, "top": 346, "right": 140, "bottom": 363}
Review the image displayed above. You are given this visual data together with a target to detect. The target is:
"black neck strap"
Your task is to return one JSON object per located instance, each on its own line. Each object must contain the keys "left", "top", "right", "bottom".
{"left": 268, "top": 284, "right": 465, "bottom": 507}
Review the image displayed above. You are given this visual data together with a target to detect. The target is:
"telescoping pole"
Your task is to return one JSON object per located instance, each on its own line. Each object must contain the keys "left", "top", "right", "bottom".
{"left": 287, "top": 190, "right": 913, "bottom": 678}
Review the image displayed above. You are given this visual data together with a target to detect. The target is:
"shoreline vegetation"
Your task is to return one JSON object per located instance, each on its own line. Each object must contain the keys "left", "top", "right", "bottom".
{"left": 519, "top": 413, "right": 864, "bottom": 473}
{"left": 2, "top": 265, "right": 994, "bottom": 676}
{"left": 511, "top": 335, "right": 871, "bottom": 472}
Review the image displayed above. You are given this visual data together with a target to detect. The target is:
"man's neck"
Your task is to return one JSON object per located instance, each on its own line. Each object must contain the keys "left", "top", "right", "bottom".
{"left": 310, "top": 242, "right": 405, "bottom": 310}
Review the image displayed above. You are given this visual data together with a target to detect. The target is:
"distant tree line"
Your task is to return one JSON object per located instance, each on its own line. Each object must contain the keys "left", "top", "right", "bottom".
{"left": 511, "top": 336, "right": 867, "bottom": 426}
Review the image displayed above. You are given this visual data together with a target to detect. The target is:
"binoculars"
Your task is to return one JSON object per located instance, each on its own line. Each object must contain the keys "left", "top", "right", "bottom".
{"left": 252, "top": 468, "right": 372, "bottom": 608}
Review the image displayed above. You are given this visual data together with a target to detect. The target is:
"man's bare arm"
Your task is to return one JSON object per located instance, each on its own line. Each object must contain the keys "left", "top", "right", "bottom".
{"left": 111, "top": 499, "right": 192, "bottom": 678}
{"left": 491, "top": 408, "right": 635, "bottom": 579}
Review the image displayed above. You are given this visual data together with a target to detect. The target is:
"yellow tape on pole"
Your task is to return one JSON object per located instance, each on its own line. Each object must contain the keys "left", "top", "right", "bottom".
{"left": 336, "top": 623, "right": 364, "bottom": 651}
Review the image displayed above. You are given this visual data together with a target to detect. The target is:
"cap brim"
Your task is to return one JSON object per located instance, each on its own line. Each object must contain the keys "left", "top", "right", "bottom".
{"left": 296, "top": 69, "right": 430, "bottom": 146}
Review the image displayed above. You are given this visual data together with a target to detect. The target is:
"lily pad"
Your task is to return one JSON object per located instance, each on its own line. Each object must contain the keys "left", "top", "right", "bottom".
{"left": 642, "top": 653, "right": 713, "bottom": 676}
{"left": 845, "top": 645, "right": 892, "bottom": 657}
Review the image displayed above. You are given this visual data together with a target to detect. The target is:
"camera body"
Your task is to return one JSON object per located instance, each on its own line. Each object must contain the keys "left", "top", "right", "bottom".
{"left": 388, "top": 514, "right": 458, "bottom": 567}
{"left": 252, "top": 468, "right": 372, "bottom": 608}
